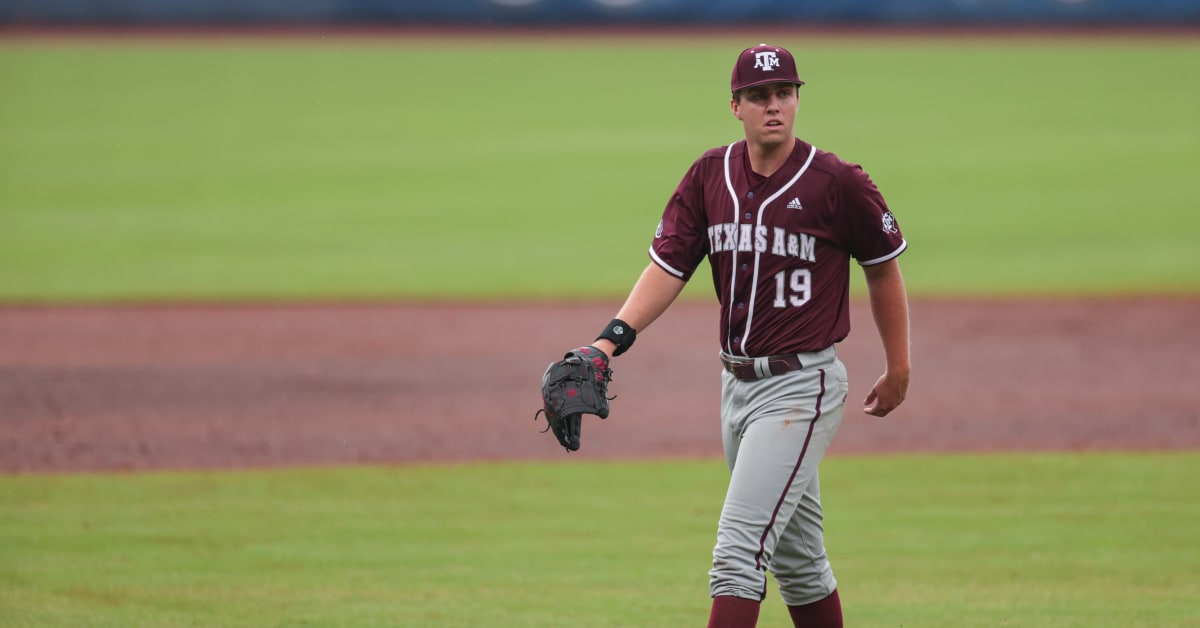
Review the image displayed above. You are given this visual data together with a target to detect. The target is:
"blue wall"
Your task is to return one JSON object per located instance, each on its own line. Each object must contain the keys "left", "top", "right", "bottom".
{"left": 1, "top": 0, "right": 1197, "bottom": 25}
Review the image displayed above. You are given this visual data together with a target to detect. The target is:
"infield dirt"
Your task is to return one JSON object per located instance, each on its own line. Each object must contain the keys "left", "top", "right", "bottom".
{"left": 2, "top": 298, "right": 1198, "bottom": 473}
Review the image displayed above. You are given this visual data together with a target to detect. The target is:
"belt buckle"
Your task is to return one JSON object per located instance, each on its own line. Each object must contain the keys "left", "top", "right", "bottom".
{"left": 721, "top": 354, "right": 744, "bottom": 376}
{"left": 722, "top": 356, "right": 739, "bottom": 375}
{"left": 724, "top": 355, "right": 758, "bottom": 381}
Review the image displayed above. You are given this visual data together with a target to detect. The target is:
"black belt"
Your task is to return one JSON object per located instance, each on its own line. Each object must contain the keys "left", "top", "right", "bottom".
{"left": 720, "top": 353, "right": 804, "bottom": 381}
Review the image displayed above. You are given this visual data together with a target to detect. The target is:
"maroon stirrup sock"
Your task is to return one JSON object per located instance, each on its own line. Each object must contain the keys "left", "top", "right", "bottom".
{"left": 707, "top": 595, "right": 761, "bottom": 628}
{"left": 787, "top": 589, "right": 843, "bottom": 627}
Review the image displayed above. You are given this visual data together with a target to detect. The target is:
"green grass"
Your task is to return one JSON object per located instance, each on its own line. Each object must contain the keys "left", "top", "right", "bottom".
{"left": 1, "top": 35, "right": 1198, "bottom": 302}
{"left": 2, "top": 453, "right": 1198, "bottom": 627}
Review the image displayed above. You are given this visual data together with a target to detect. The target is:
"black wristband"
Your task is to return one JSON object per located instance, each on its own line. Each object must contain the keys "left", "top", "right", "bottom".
{"left": 596, "top": 318, "right": 637, "bottom": 357}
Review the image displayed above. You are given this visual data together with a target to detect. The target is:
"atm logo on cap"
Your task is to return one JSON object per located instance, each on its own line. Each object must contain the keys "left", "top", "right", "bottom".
{"left": 754, "top": 51, "right": 780, "bottom": 71}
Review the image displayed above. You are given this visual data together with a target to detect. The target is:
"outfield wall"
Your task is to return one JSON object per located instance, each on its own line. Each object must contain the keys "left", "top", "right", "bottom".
{"left": 1, "top": 0, "right": 1197, "bottom": 26}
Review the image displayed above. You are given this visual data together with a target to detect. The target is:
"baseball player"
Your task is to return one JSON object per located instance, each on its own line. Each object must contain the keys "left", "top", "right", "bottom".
{"left": 549, "top": 43, "right": 910, "bottom": 627}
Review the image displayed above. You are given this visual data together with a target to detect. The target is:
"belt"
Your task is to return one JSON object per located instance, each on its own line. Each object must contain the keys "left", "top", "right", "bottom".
{"left": 720, "top": 353, "right": 804, "bottom": 381}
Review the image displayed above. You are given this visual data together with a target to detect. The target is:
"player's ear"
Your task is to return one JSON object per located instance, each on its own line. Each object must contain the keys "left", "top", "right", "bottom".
{"left": 730, "top": 97, "right": 742, "bottom": 120}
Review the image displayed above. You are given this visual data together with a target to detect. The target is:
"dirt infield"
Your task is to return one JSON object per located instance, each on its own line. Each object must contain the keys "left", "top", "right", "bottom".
{"left": 2, "top": 298, "right": 1198, "bottom": 473}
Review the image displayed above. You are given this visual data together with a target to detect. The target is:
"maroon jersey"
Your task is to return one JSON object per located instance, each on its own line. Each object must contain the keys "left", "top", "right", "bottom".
{"left": 650, "top": 139, "right": 906, "bottom": 357}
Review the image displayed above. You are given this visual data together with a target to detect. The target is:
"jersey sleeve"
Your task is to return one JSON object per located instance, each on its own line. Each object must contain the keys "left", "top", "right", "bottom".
{"left": 648, "top": 159, "right": 710, "bottom": 281}
{"left": 839, "top": 164, "right": 907, "bottom": 266}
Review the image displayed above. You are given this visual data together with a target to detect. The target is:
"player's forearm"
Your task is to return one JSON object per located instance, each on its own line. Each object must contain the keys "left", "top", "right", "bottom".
{"left": 615, "top": 263, "right": 688, "bottom": 330}
{"left": 592, "top": 263, "right": 686, "bottom": 357}
{"left": 863, "top": 259, "right": 911, "bottom": 375}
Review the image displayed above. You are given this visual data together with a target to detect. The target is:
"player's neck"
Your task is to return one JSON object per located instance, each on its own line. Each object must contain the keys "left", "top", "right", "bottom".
{"left": 746, "top": 136, "right": 796, "bottom": 178}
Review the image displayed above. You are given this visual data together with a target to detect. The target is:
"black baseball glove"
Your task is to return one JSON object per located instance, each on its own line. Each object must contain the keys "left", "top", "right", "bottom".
{"left": 535, "top": 346, "right": 613, "bottom": 452}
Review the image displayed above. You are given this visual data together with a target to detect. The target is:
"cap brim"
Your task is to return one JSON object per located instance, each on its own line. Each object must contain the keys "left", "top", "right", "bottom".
{"left": 733, "top": 78, "right": 806, "bottom": 92}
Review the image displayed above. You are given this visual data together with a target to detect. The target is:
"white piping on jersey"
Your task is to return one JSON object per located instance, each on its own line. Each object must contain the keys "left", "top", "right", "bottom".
{"left": 721, "top": 142, "right": 742, "bottom": 355}
{"left": 726, "top": 142, "right": 817, "bottom": 356}
{"left": 859, "top": 239, "right": 908, "bottom": 266}
{"left": 648, "top": 246, "right": 686, "bottom": 278}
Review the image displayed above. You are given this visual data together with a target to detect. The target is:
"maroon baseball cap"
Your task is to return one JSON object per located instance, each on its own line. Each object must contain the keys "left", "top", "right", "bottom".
{"left": 730, "top": 43, "right": 805, "bottom": 93}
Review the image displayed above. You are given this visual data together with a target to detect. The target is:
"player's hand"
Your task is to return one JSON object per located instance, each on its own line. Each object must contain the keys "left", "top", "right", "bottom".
{"left": 863, "top": 369, "right": 909, "bottom": 417}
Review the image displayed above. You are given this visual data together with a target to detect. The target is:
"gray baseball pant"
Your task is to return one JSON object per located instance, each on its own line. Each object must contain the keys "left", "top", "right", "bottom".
{"left": 709, "top": 346, "right": 848, "bottom": 606}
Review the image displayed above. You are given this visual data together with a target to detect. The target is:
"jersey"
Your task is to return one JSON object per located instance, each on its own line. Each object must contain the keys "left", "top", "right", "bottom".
{"left": 649, "top": 139, "right": 907, "bottom": 357}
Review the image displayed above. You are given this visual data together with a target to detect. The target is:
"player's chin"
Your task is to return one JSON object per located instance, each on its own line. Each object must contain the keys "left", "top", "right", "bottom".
{"left": 755, "top": 131, "right": 790, "bottom": 148}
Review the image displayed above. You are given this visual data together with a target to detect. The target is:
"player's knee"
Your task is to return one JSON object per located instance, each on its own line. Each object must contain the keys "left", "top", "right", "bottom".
{"left": 774, "top": 569, "right": 837, "bottom": 606}
{"left": 709, "top": 567, "right": 766, "bottom": 602}
{"left": 709, "top": 541, "right": 769, "bottom": 600}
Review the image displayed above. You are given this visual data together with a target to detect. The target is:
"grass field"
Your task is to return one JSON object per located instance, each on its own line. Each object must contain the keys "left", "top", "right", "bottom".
{"left": 1, "top": 35, "right": 1198, "bottom": 301}
{"left": 2, "top": 453, "right": 1198, "bottom": 627}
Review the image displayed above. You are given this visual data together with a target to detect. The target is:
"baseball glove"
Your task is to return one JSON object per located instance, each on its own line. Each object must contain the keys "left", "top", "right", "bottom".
{"left": 535, "top": 346, "right": 613, "bottom": 452}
